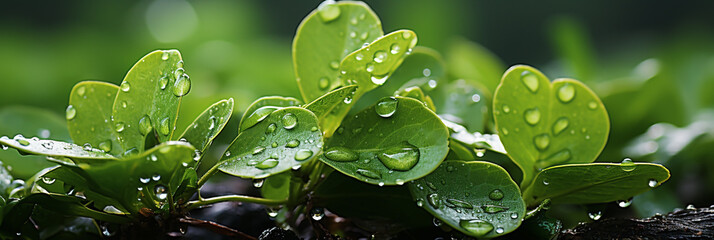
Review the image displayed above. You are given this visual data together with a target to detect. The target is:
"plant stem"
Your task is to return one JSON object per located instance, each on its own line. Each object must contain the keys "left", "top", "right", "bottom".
{"left": 196, "top": 162, "right": 222, "bottom": 187}
{"left": 184, "top": 195, "right": 286, "bottom": 210}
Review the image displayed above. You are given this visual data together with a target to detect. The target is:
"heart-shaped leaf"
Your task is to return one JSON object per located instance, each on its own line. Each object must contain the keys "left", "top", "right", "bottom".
{"left": 0, "top": 135, "right": 116, "bottom": 162}
{"left": 522, "top": 162, "right": 670, "bottom": 206}
{"left": 493, "top": 65, "right": 609, "bottom": 187}
{"left": 67, "top": 81, "right": 123, "bottom": 155}
{"left": 112, "top": 50, "right": 188, "bottom": 153}
{"left": 239, "top": 96, "right": 301, "bottom": 132}
{"left": 219, "top": 107, "right": 323, "bottom": 179}
{"left": 176, "top": 98, "right": 234, "bottom": 154}
{"left": 303, "top": 85, "right": 357, "bottom": 136}
{"left": 293, "top": 1, "right": 383, "bottom": 102}
{"left": 408, "top": 160, "right": 525, "bottom": 239}
{"left": 319, "top": 97, "right": 448, "bottom": 186}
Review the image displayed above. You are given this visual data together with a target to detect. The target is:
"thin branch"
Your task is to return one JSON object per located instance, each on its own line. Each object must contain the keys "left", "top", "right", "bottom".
{"left": 184, "top": 195, "right": 286, "bottom": 210}
{"left": 180, "top": 216, "right": 256, "bottom": 240}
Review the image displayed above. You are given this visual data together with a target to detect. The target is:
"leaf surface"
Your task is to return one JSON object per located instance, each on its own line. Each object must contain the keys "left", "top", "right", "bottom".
{"left": 303, "top": 85, "right": 357, "bottom": 136}
{"left": 67, "top": 81, "right": 123, "bottom": 155}
{"left": 239, "top": 96, "right": 301, "bottom": 132}
{"left": 176, "top": 98, "right": 234, "bottom": 154}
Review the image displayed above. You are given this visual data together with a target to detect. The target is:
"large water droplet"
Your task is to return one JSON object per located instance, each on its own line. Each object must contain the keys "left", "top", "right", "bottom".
{"left": 252, "top": 179, "right": 264, "bottom": 188}
{"left": 77, "top": 86, "right": 86, "bottom": 96}
{"left": 286, "top": 139, "right": 300, "bottom": 148}
{"left": 482, "top": 205, "right": 509, "bottom": 214}
{"left": 98, "top": 140, "right": 112, "bottom": 152}
{"left": 152, "top": 174, "right": 161, "bottom": 181}
{"left": 159, "top": 77, "right": 169, "bottom": 90}
{"left": 524, "top": 108, "right": 541, "bottom": 125}
{"left": 41, "top": 177, "right": 55, "bottom": 184}
{"left": 459, "top": 219, "right": 494, "bottom": 237}
{"left": 648, "top": 179, "right": 658, "bottom": 188}
{"left": 375, "top": 97, "right": 398, "bottom": 118}
{"left": 390, "top": 43, "right": 401, "bottom": 54}
{"left": 489, "top": 189, "right": 504, "bottom": 200}
{"left": 373, "top": 51, "right": 387, "bottom": 63}
{"left": 120, "top": 82, "right": 131, "bottom": 92}
{"left": 495, "top": 227, "right": 504, "bottom": 234}
{"left": 318, "top": 77, "right": 330, "bottom": 90}
{"left": 154, "top": 185, "right": 167, "bottom": 200}
{"left": 533, "top": 134, "right": 550, "bottom": 151}
{"left": 617, "top": 198, "right": 632, "bottom": 208}
{"left": 294, "top": 149, "right": 313, "bottom": 161}
{"left": 520, "top": 71, "right": 539, "bottom": 93}
{"left": 66, "top": 105, "right": 76, "bottom": 120}
{"left": 265, "top": 123, "right": 277, "bottom": 134}
{"left": 115, "top": 122, "right": 125, "bottom": 133}
{"left": 557, "top": 84, "right": 576, "bottom": 103}
{"left": 317, "top": 1, "right": 340, "bottom": 23}
{"left": 139, "top": 177, "right": 150, "bottom": 184}
{"left": 159, "top": 118, "right": 170, "bottom": 136}
{"left": 324, "top": 147, "right": 358, "bottom": 162}
{"left": 588, "top": 211, "right": 602, "bottom": 220}
{"left": 552, "top": 117, "right": 569, "bottom": 135}
{"left": 256, "top": 159, "right": 279, "bottom": 169}
{"left": 446, "top": 199, "right": 473, "bottom": 209}
{"left": 139, "top": 115, "right": 153, "bottom": 135}
{"left": 356, "top": 168, "right": 381, "bottom": 179}
{"left": 370, "top": 74, "right": 388, "bottom": 85}
{"left": 173, "top": 74, "right": 191, "bottom": 97}
{"left": 311, "top": 207, "right": 325, "bottom": 221}
{"left": 377, "top": 142, "right": 419, "bottom": 171}
{"left": 620, "top": 158, "right": 636, "bottom": 172}
{"left": 282, "top": 113, "right": 297, "bottom": 129}
{"left": 427, "top": 193, "right": 441, "bottom": 209}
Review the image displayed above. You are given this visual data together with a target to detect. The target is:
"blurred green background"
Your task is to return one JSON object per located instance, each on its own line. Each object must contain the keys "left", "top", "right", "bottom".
{"left": 2, "top": 0, "right": 714, "bottom": 220}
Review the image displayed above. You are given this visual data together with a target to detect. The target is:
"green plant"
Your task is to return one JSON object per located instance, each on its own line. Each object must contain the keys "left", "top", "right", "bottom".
{"left": 0, "top": 1, "right": 670, "bottom": 239}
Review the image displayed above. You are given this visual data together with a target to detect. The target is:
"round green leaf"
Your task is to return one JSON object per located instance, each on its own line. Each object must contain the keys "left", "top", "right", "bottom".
{"left": 293, "top": 1, "right": 383, "bottom": 102}
{"left": 408, "top": 160, "right": 525, "bottom": 239}
{"left": 320, "top": 97, "right": 448, "bottom": 186}
{"left": 67, "top": 81, "right": 123, "bottom": 155}
{"left": 493, "top": 65, "right": 609, "bottom": 187}
{"left": 239, "top": 96, "right": 301, "bottom": 132}
{"left": 219, "top": 107, "right": 323, "bottom": 179}
{"left": 112, "top": 50, "right": 187, "bottom": 153}
{"left": 395, "top": 86, "right": 436, "bottom": 111}
{"left": 303, "top": 85, "right": 357, "bottom": 136}
{"left": 522, "top": 162, "right": 670, "bottom": 206}
{"left": 0, "top": 135, "right": 115, "bottom": 162}
{"left": 176, "top": 98, "right": 234, "bottom": 154}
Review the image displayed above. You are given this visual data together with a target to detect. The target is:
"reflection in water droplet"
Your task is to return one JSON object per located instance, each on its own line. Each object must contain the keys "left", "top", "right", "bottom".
{"left": 557, "top": 84, "right": 576, "bottom": 103}
{"left": 390, "top": 43, "right": 401, "bottom": 54}
{"left": 356, "top": 168, "right": 381, "bottom": 179}
{"left": 115, "top": 122, "right": 126, "bottom": 133}
{"left": 173, "top": 74, "right": 191, "bottom": 97}
{"left": 459, "top": 219, "right": 494, "bottom": 237}
{"left": 375, "top": 97, "right": 398, "bottom": 118}
{"left": 524, "top": 108, "right": 541, "bottom": 125}
{"left": 521, "top": 71, "right": 539, "bottom": 93}
{"left": 252, "top": 179, "right": 264, "bottom": 188}
{"left": 373, "top": 51, "right": 387, "bottom": 63}
{"left": 552, "top": 117, "right": 569, "bottom": 135}
{"left": 617, "top": 198, "right": 632, "bottom": 208}
{"left": 324, "top": 147, "right": 358, "bottom": 162}
{"left": 533, "top": 134, "right": 550, "bottom": 151}
{"left": 502, "top": 105, "right": 511, "bottom": 113}
{"left": 446, "top": 199, "right": 473, "bottom": 209}
{"left": 620, "top": 158, "right": 636, "bottom": 172}
{"left": 154, "top": 185, "right": 167, "bottom": 200}
{"left": 311, "top": 207, "right": 325, "bottom": 221}
{"left": 511, "top": 212, "right": 518, "bottom": 219}
{"left": 120, "top": 82, "right": 131, "bottom": 92}
{"left": 282, "top": 113, "right": 297, "bottom": 129}
{"left": 377, "top": 142, "right": 419, "bottom": 171}
{"left": 66, "top": 105, "right": 77, "bottom": 120}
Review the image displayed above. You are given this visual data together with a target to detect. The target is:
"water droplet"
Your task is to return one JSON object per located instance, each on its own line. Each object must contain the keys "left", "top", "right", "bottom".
{"left": 318, "top": 77, "right": 330, "bottom": 90}
{"left": 140, "top": 177, "right": 150, "bottom": 184}
{"left": 115, "top": 122, "right": 125, "bottom": 133}
{"left": 294, "top": 149, "right": 313, "bottom": 161}
{"left": 617, "top": 198, "right": 632, "bottom": 208}
{"left": 588, "top": 211, "right": 602, "bottom": 220}
{"left": 375, "top": 97, "right": 398, "bottom": 118}
{"left": 475, "top": 149, "right": 486, "bottom": 158}
{"left": 446, "top": 199, "right": 473, "bottom": 209}
{"left": 542, "top": 179, "right": 550, "bottom": 185}
{"left": 317, "top": 1, "right": 340, "bottom": 22}
{"left": 324, "top": 147, "right": 358, "bottom": 162}
{"left": 154, "top": 185, "right": 167, "bottom": 200}
{"left": 173, "top": 74, "right": 191, "bottom": 97}
{"left": 552, "top": 117, "right": 569, "bottom": 135}
{"left": 282, "top": 113, "right": 297, "bottom": 129}
{"left": 252, "top": 179, "right": 264, "bottom": 188}
{"left": 501, "top": 128, "right": 509, "bottom": 135}
{"left": 495, "top": 227, "right": 504, "bottom": 234}
{"left": 377, "top": 142, "right": 419, "bottom": 171}
{"left": 489, "top": 189, "right": 504, "bottom": 200}
{"left": 471, "top": 94, "right": 481, "bottom": 103}
{"left": 271, "top": 142, "right": 278, "bottom": 148}
{"left": 390, "top": 43, "right": 401, "bottom": 54}
{"left": 252, "top": 147, "right": 265, "bottom": 155}
{"left": 98, "top": 140, "right": 112, "bottom": 152}
{"left": 533, "top": 134, "right": 550, "bottom": 151}
{"left": 687, "top": 204, "right": 696, "bottom": 210}
{"left": 41, "top": 177, "right": 55, "bottom": 184}
{"left": 433, "top": 218, "right": 443, "bottom": 227}
{"left": 422, "top": 68, "right": 431, "bottom": 77}
{"left": 428, "top": 193, "right": 441, "bottom": 208}
{"left": 402, "top": 31, "right": 413, "bottom": 39}
{"left": 416, "top": 199, "right": 424, "bottom": 207}
{"left": 373, "top": 51, "right": 387, "bottom": 63}
{"left": 370, "top": 74, "right": 388, "bottom": 85}
{"left": 256, "top": 159, "right": 279, "bottom": 169}
{"left": 510, "top": 212, "right": 518, "bottom": 219}
{"left": 648, "top": 179, "right": 658, "bottom": 188}
{"left": 311, "top": 207, "right": 325, "bottom": 221}
{"left": 329, "top": 61, "right": 339, "bottom": 69}
{"left": 524, "top": 108, "right": 541, "bottom": 125}
{"left": 356, "top": 169, "right": 380, "bottom": 179}
{"left": 502, "top": 105, "right": 511, "bottom": 113}
{"left": 159, "top": 118, "right": 170, "bottom": 135}
{"left": 521, "top": 71, "right": 539, "bottom": 93}
{"left": 620, "top": 158, "right": 636, "bottom": 172}
{"left": 459, "top": 219, "right": 494, "bottom": 236}
{"left": 354, "top": 52, "right": 363, "bottom": 60}
{"left": 536, "top": 149, "right": 572, "bottom": 169}
{"left": 557, "top": 83, "right": 576, "bottom": 103}
{"left": 482, "top": 205, "right": 509, "bottom": 214}
{"left": 139, "top": 115, "right": 153, "bottom": 135}
{"left": 152, "top": 174, "right": 161, "bottom": 181}
{"left": 588, "top": 101, "right": 598, "bottom": 110}
{"left": 120, "top": 82, "right": 131, "bottom": 92}
{"left": 66, "top": 105, "right": 76, "bottom": 120}
{"left": 428, "top": 80, "right": 437, "bottom": 88}
{"left": 286, "top": 139, "right": 300, "bottom": 148}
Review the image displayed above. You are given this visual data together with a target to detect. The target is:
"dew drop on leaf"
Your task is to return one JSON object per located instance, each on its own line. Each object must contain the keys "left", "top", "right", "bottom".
{"left": 648, "top": 179, "right": 658, "bottom": 188}
{"left": 377, "top": 142, "right": 419, "bottom": 171}
{"left": 329, "top": 61, "right": 339, "bottom": 70}
{"left": 252, "top": 179, "right": 264, "bottom": 188}
{"left": 370, "top": 74, "right": 388, "bottom": 85}
{"left": 120, "top": 82, "right": 131, "bottom": 92}
{"left": 495, "top": 227, "right": 504, "bottom": 234}
{"left": 252, "top": 147, "right": 265, "bottom": 155}
{"left": 620, "top": 158, "right": 636, "bottom": 172}
{"left": 588, "top": 101, "right": 598, "bottom": 110}
{"left": 481, "top": 205, "right": 509, "bottom": 214}
{"left": 510, "top": 212, "right": 518, "bottom": 219}
{"left": 154, "top": 185, "right": 167, "bottom": 200}
{"left": 286, "top": 139, "right": 300, "bottom": 148}
{"left": 173, "top": 74, "right": 191, "bottom": 97}
{"left": 159, "top": 118, "right": 170, "bottom": 136}
{"left": 617, "top": 198, "right": 632, "bottom": 208}
{"left": 520, "top": 71, "right": 539, "bottom": 93}
{"left": 459, "top": 219, "right": 493, "bottom": 237}
{"left": 390, "top": 43, "right": 401, "bottom": 54}
{"left": 115, "top": 122, "right": 126, "bottom": 133}
{"left": 552, "top": 117, "right": 569, "bottom": 135}
{"left": 502, "top": 105, "right": 511, "bottom": 113}
{"left": 373, "top": 51, "right": 387, "bottom": 63}
{"left": 66, "top": 105, "right": 76, "bottom": 120}
{"left": 139, "top": 115, "right": 153, "bottom": 135}
{"left": 317, "top": 0, "right": 340, "bottom": 23}
{"left": 256, "top": 159, "right": 279, "bottom": 169}
{"left": 139, "top": 177, "right": 150, "bottom": 184}
{"left": 356, "top": 168, "right": 380, "bottom": 179}
{"left": 533, "top": 134, "right": 550, "bottom": 151}
{"left": 98, "top": 140, "right": 112, "bottom": 152}
{"left": 557, "top": 83, "right": 576, "bottom": 103}
{"left": 41, "top": 177, "right": 55, "bottom": 184}
{"left": 324, "top": 147, "right": 358, "bottom": 162}
{"left": 588, "top": 211, "right": 602, "bottom": 220}
{"left": 294, "top": 149, "right": 313, "bottom": 161}
{"left": 318, "top": 77, "right": 330, "bottom": 90}
{"left": 536, "top": 149, "right": 572, "bottom": 169}
{"left": 524, "top": 108, "right": 541, "bottom": 125}
{"left": 282, "top": 113, "right": 297, "bottom": 129}
{"left": 152, "top": 174, "right": 161, "bottom": 181}
{"left": 427, "top": 193, "right": 440, "bottom": 208}
{"left": 311, "top": 207, "right": 325, "bottom": 221}
{"left": 489, "top": 189, "right": 504, "bottom": 200}
{"left": 447, "top": 198, "right": 473, "bottom": 209}
{"left": 375, "top": 97, "right": 398, "bottom": 118}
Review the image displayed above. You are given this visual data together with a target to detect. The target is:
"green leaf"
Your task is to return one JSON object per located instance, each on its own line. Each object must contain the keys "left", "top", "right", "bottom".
{"left": 239, "top": 96, "right": 301, "bottom": 132}
{"left": 522, "top": 162, "right": 670, "bottom": 206}
{"left": 12, "top": 193, "right": 129, "bottom": 223}
{"left": 293, "top": 1, "right": 383, "bottom": 102}
{"left": 436, "top": 79, "right": 490, "bottom": 133}
{"left": 67, "top": 81, "right": 123, "bottom": 155}
{"left": 493, "top": 65, "right": 609, "bottom": 187}
{"left": 395, "top": 86, "right": 436, "bottom": 112}
{"left": 0, "top": 136, "right": 116, "bottom": 162}
{"left": 320, "top": 97, "right": 448, "bottom": 186}
{"left": 446, "top": 38, "right": 505, "bottom": 94}
{"left": 260, "top": 172, "right": 290, "bottom": 201}
{"left": 176, "top": 98, "right": 234, "bottom": 154}
{"left": 408, "top": 160, "right": 525, "bottom": 238}
{"left": 303, "top": 85, "right": 357, "bottom": 136}
{"left": 0, "top": 106, "right": 70, "bottom": 179}
{"left": 219, "top": 107, "right": 323, "bottom": 179}
{"left": 442, "top": 119, "right": 506, "bottom": 155}
{"left": 112, "top": 50, "right": 188, "bottom": 153}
